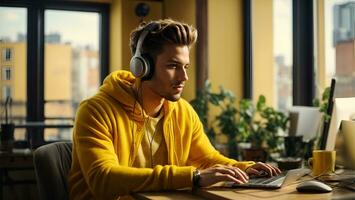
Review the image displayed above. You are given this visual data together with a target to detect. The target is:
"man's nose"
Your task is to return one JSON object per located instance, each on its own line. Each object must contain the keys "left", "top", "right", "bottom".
{"left": 178, "top": 68, "right": 188, "bottom": 82}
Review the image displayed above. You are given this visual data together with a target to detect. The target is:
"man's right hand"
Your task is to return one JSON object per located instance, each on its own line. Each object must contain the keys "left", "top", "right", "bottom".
{"left": 198, "top": 164, "right": 249, "bottom": 187}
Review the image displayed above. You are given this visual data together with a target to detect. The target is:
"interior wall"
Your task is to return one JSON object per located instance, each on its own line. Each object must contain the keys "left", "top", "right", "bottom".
{"left": 208, "top": 0, "right": 244, "bottom": 100}
{"left": 252, "top": 0, "right": 274, "bottom": 104}
{"left": 109, "top": 0, "right": 122, "bottom": 72}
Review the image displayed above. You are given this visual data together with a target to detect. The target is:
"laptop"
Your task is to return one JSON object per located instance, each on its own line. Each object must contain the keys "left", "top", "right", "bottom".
{"left": 224, "top": 168, "right": 310, "bottom": 189}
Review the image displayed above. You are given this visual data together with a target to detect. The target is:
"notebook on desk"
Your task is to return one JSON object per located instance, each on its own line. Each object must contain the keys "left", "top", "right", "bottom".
{"left": 224, "top": 168, "right": 310, "bottom": 189}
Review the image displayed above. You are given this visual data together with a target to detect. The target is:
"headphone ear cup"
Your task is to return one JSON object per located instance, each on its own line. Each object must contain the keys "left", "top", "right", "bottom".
{"left": 130, "top": 55, "right": 149, "bottom": 78}
{"left": 141, "top": 54, "right": 155, "bottom": 81}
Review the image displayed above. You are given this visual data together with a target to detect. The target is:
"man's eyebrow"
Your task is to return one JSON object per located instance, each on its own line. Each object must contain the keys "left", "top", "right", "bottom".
{"left": 166, "top": 58, "right": 189, "bottom": 65}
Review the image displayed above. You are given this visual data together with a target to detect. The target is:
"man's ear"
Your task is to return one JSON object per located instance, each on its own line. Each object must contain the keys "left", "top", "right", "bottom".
{"left": 141, "top": 53, "right": 155, "bottom": 81}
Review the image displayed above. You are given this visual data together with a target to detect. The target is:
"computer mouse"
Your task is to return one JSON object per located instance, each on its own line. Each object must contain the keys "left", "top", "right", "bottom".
{"left": 296, "top": 180, "right": 332, "bottom": 193}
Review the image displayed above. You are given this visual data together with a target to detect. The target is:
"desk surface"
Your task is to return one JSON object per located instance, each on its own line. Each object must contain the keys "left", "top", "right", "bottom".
{"left": 134, "top": 170, "right": 355, "bottom": 200}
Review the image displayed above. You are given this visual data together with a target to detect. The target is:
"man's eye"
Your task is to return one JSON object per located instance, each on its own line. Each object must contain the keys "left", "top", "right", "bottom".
{"left": 167, "top": 64, "right": 177, "bottom": 68}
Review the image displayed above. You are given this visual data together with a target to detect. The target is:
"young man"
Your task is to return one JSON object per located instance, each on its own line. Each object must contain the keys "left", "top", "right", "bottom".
{"left": 68, "top": 19, "right": 281, "bottom": 200}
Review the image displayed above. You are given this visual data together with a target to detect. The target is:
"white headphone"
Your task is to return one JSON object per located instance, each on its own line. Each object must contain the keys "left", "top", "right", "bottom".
{"left": 130, "top": 23, "right": 159, "bottom": 80}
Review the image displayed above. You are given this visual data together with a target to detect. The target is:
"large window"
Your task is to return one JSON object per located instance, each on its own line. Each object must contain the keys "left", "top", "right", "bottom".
{"left": 0, "top": 2, "right": 109, "bottom": 146}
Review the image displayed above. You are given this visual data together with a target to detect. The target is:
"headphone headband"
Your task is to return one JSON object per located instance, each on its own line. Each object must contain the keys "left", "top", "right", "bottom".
{"left": 135, "top": 23, "right": 158, "bottom": 56}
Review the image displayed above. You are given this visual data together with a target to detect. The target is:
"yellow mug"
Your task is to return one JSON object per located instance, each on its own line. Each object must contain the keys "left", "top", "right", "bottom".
{"left": 308, "top": 150, "right": 336, "bottom": 176}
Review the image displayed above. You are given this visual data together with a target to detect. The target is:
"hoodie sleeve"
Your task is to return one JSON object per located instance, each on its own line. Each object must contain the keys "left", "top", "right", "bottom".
{"left": 186, "top": 103, "right": 255, "bottom": 170}
{"left": 72, "top": 100, "right": 194, "bottom": 199}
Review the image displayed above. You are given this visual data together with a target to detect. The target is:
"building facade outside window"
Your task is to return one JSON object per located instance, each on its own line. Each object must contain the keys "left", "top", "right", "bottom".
{"left": 322, "top": 0, "right": 355, "bottom": 97}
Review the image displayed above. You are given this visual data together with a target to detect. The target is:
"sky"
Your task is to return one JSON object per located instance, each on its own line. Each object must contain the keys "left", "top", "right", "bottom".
{"left": 0, "top": 7, "right": 99, "bottom": 50}
{"left": 273, "top": 0, "right": 293, "bottom": 67}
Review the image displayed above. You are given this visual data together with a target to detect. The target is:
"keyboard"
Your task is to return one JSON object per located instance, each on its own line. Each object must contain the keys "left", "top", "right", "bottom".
{"left": 248, "top": 173, "right": 286, "bottom": 184}
{"left": 225, "top": 171, "right": 288, "bottom": 189}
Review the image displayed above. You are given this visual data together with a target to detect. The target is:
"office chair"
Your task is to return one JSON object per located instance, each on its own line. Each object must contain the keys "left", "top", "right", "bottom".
{"left": 33, "top": 142, "right": 72, "bottom": 200}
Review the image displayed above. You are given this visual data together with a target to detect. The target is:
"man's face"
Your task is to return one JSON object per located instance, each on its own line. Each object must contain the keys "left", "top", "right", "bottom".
{"left": 146, "top": 44, "right": 190, "bottom": 102}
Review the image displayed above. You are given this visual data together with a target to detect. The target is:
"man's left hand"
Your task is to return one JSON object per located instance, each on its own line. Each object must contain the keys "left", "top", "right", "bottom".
{"left": 245, "top": 162, "right": 282, "bottom": 177}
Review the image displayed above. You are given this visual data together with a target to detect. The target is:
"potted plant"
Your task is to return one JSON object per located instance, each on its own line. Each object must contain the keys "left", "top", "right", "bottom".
{"left": 212, "top": 86, "right": 240, "bottom": 158}
{"left": 190, "top": 81, "right": 241, "bottom": 157}
{"left": 190, "top": 82, "right": 289, "bottom": 161}
{"left": 238, "top": 95, "right": 289, "bottom": 162}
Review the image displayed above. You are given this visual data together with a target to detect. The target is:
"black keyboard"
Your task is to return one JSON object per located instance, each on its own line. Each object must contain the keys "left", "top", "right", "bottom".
{"left": 248, "top": 173, "right": 286, "bottom": 184}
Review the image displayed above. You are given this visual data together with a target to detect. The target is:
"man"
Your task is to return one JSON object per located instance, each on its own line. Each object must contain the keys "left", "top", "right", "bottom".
{"left": 68, "top": 19, "right": 281, "bottom": 200}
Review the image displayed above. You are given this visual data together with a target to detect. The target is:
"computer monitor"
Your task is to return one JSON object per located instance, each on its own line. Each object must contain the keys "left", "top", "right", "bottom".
{"left": 288, "top": 106, "right": 322, "bottom": 141}
{"left": 336, "top": 120, "right": 355, "bottom": 169}
{"left": 325, "top": 97, "right": 355, "bottom": 150}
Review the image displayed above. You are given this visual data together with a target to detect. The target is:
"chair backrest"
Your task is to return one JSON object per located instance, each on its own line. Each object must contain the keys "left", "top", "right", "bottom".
{"left": 33, "top": 142, "right": 72, "bottom": 200}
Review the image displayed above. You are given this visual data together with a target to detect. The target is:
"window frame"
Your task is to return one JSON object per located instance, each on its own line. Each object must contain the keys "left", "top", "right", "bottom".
{"left": 0, "top": 0, "right": 110, "bottom": 146}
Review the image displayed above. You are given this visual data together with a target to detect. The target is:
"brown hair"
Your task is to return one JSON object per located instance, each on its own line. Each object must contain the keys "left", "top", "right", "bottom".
{"left": 129, "top": 18, "right": 197, "bottom": 60}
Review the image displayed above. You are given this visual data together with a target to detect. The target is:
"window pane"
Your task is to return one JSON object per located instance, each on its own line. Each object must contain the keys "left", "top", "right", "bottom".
{"left": 44, "top": 10, "right": 100, "bottom": 141}
{"left": 0, "top": 7, "right": 27, "bottom": 140}
{"left": 2, "top": 67, "right": 12, "bottom": 80}
{"left": 324, "top": 0, "right": 355, "bottom": 97}
{"left": 273, "top": 0, "right": 293, "bottom": 111}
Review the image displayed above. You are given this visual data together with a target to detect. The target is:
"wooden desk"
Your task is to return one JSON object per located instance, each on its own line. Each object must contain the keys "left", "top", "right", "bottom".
{"left": 134, "top": 171, "right": 355, "bottom": 200}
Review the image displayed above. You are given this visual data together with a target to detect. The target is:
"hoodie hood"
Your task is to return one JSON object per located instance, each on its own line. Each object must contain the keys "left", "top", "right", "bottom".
{"left": 99, "top": 70, "right": 175, "bottom": 122}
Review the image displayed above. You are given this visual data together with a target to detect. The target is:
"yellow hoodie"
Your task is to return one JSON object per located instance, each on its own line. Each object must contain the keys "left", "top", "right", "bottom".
{"left": 68, "top": 70, "right": 255, "bottom": 200}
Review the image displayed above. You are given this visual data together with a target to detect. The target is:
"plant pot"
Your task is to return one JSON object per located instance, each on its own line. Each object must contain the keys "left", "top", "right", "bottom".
{"left": 242, "top": 148, "right": 268, "bottom": 162}
{"left": 0, "top": 123, "right": 15, "bottom": 152}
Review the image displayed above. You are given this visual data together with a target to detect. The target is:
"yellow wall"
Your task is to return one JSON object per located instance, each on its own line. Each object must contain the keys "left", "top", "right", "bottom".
{"left": 252, "top": 0, "right": 274, "bottom": 105}
{"left": 208, "top": 0, "right": 244, "bottom": 100}
{"left": 316, "top": 0, "right": 326, "bottom": 93}
{"left": 109, "top": 0, "right": 122, "bottom": 71}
